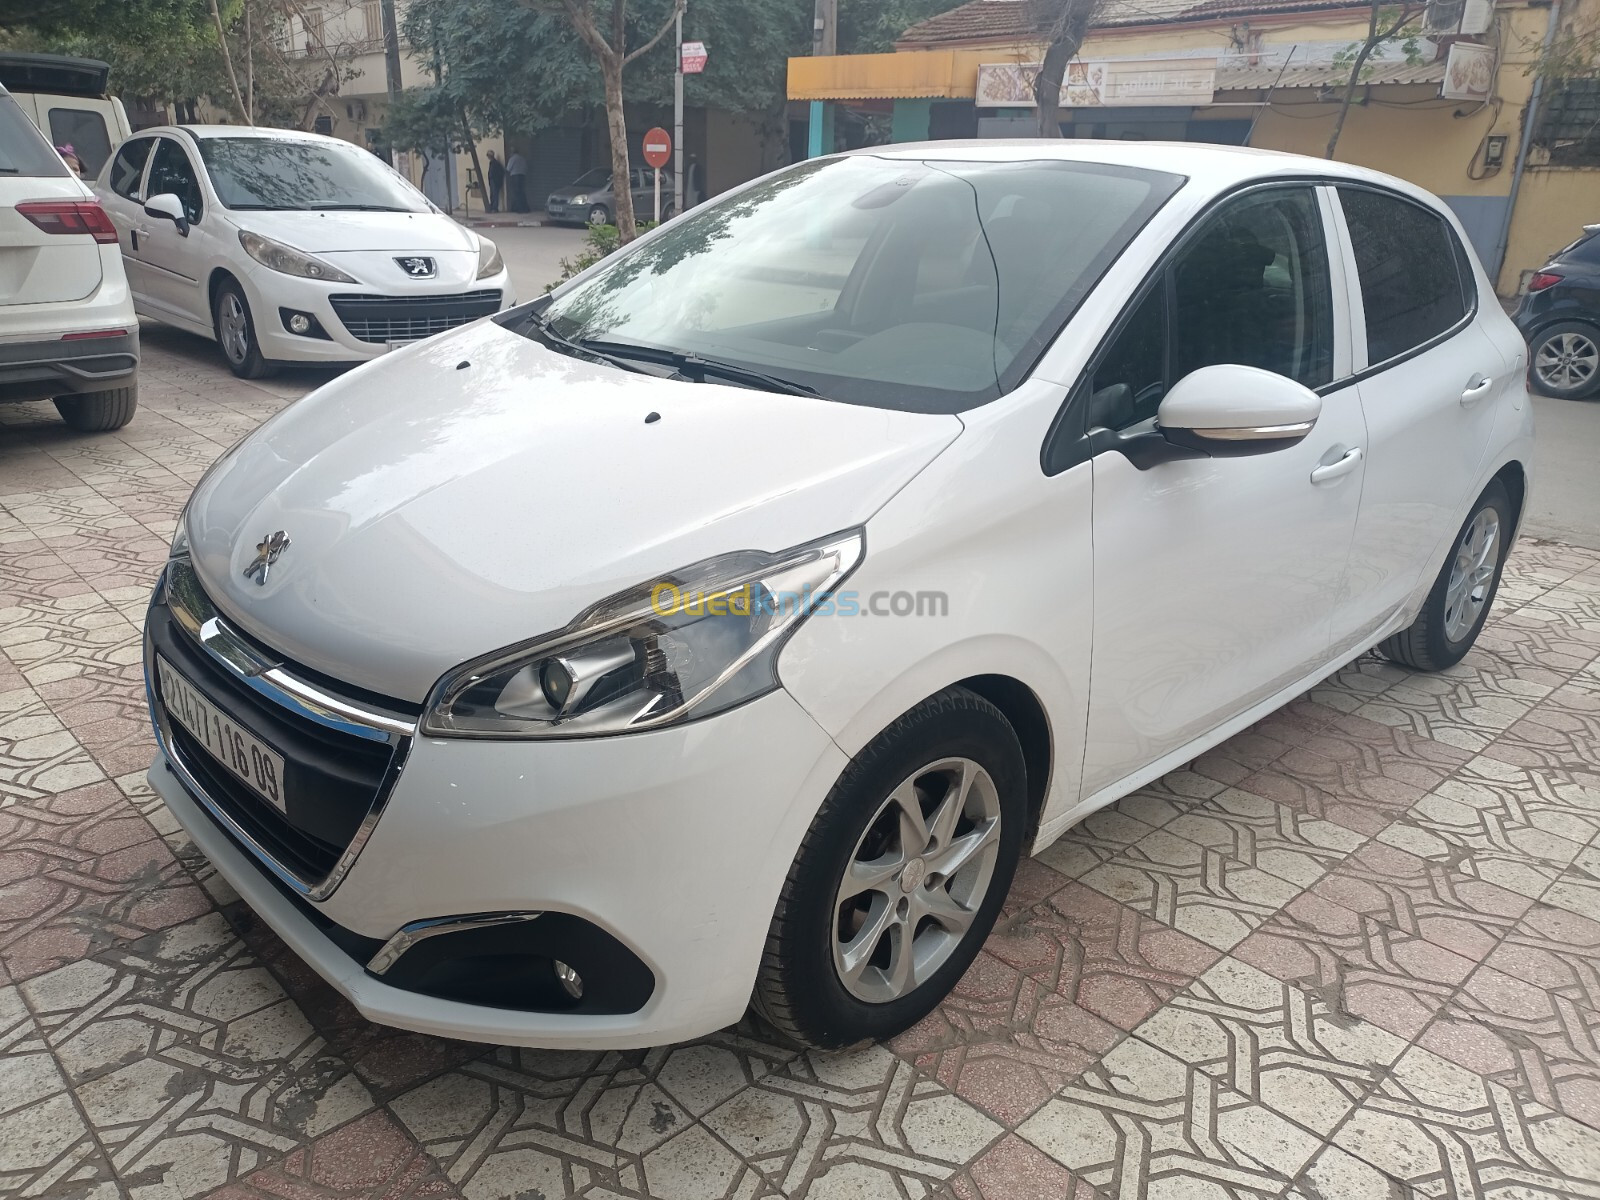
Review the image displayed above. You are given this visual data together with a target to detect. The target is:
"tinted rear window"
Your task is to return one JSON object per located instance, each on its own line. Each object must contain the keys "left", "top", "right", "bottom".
{"left": 48, "top": 107, "right": 111, "bottom": 176}
{"left": 1339, "top": 187, "right": 1470, "bottom": 364}
{"left": 1564, "top": 232, "right": 1600, "bottom": 264}
{"left": 0, "top": 94, "right": 69, "bottom": 177}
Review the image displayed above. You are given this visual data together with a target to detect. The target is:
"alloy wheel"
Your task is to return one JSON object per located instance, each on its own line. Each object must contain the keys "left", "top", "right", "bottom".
{"left": 1534, "top": 331, "right": 1598, "bottom": 393}
{"left": 218, "top": 293, "right": 250, "bottom": 364}
{"left": 832, "top": 757, "right": 1002, "bottom": 1004}
{"left": 1444, "top": 506, "right": 1499, "bottom": 643}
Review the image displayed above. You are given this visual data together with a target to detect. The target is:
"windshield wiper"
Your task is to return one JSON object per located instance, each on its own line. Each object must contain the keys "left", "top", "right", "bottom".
{"left": 307, "top": 203, "right": 405, "bottom": 211}
{"left": 524, "top": 311, "right": 648, "bottom": 375}
{"left": 577, "top": 339, "right": 818, "bottom": 397}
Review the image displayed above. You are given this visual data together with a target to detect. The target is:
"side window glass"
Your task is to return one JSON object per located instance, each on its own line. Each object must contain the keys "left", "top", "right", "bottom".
{"left": 1171, "top": 187, "right": 1333, "bottom": 389}
{"left": 1339, "top": 187, "right": 1468, "bottom": 364}
{"left": 108, "top": 138, "right": 153, "bottom": 199}
{"left": 48, "top": 108, "right": 112, "bottom": 177}
{"left": 1088, "top": 285, "right": 1167, "bottom": 429}
{"left": 147, "top": 139, "right": 204, "bottom": 224}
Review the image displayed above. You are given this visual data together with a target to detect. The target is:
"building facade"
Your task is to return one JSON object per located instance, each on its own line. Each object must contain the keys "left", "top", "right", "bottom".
{"left": 788, "top": 0, "right": 1599, "bottom": 294}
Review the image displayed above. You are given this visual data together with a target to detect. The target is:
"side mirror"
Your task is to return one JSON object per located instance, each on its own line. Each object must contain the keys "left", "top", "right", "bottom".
{"left": 143, "top": 192, "right": 190, "bottom": 236}
{"left": 1088, "top": 363, "right": 1321, "bottom": 470}
{"left": 1157, "top": 364, "right": 1320, "bottom": 456}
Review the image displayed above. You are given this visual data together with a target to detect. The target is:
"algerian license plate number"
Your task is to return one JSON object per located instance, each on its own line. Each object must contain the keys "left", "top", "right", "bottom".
{"left": 158, "top": 657, "right": 287, "bottom": 813}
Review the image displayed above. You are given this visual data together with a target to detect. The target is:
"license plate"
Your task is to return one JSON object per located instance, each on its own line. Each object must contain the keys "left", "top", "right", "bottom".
{"left": 158, "top": 657, "right": 288, "bottom": 813}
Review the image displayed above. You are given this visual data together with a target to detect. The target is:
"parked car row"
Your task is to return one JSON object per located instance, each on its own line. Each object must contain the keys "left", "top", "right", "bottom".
{"left": 2, "top": 54, "right": 515, "bottom": 433}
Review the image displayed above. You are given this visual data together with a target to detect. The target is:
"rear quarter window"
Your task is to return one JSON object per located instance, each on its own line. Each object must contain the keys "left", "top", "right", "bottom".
{"left": 0, "top": 94, "right": 69, "bottom": 177}
{"left": 1339, "top": 187, "right": 1472, "bottom": 365}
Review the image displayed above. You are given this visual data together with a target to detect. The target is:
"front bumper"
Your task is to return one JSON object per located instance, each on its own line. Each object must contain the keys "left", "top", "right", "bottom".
{"left": 0, "top": 329, "right": 139, "bottom": 403}
{"left": 238, "top": 265, "right": 517, "bottom": 364}
{"left": 145, "top": 566, "right": 847, "bottom": 1047}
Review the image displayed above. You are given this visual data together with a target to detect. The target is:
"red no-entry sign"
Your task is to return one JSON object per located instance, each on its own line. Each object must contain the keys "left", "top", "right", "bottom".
{"left": 642, "top": 128, "right": 672, "bottom": 170}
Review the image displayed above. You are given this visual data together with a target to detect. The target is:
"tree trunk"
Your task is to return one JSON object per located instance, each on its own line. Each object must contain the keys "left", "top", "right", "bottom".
{"left": 1325, "top": 5, "right": 1383, "bottom": 159}
{"left": 207, "top": 0, "right": 251, "bottom": 124}
{"left": 1033, "top": 5, "right": 1092, "bottom": 139}
{"left": 244, "top": 0, "right": 254, "bottom": 121}
{"left": 1034, "top": 34, "right": 1074, "bottom": 138}
{"left": 602, "top": 59, "right": 638, "bottom": 241}
{"left": 461, "top": 110, "right": 485, "bottom": 217}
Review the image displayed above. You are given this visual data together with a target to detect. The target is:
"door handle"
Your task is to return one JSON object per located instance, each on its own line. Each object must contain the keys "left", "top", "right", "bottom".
{"left": 1461, "top": 374, "right": 1493, "bottom": 405}
{"left": 1310, "top": 446, "right": 1363, "bottom": 485}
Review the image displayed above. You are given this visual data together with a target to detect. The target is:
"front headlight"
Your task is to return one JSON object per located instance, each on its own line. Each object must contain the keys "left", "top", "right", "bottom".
{"left": 476, "top": 235, "right": 504, "bottom": 280}
{"left": 239, "top": 230, "right": 358, "bottom": 283}
{"left": 169, "top": 511, "right": 191, "bottom": 560}
{"left": 423, "top": 529, "right": 863, "bottom": 739}
{"left": 571, "top": 194, "right": 589, "bottom": 206}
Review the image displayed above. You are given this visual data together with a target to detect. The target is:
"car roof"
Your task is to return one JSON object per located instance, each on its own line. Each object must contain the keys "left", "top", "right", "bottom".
{"left": 849, "top": 139, "right": 1441, "bottom": 206}
{"left": 132, "top": 124, "right": 353, "bottom": 147}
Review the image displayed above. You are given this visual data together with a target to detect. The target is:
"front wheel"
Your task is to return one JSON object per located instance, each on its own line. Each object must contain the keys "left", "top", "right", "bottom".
{"left": 212, "top": 278, "right": 276, "bottom": 380}
{"left": 587, "top": 204, "right": 612, "bottom": 227}
{"left": 752, "top": 687, "right": 1026, "bottom": 1049}
{"left": 1529, "top": 321, "right": 1600, "bottom": 399}
{"left": 1378, "top": 480, "right": 1512, "bottom": 671}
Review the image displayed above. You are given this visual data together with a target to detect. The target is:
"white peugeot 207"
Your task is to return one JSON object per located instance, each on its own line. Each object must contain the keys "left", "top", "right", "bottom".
{"left": 95, "top": 125, "right": 513, "bottom": 377}
{"left": 145, "top": 141, "right": 1533, "bottom": 1051}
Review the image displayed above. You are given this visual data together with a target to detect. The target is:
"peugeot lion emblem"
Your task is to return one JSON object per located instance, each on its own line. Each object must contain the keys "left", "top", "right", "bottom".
{"left": 395, "top": 255, "right": 436, "bottom": 279}
{"left": 243, "top": 531, "right": 291, "bottom": 586}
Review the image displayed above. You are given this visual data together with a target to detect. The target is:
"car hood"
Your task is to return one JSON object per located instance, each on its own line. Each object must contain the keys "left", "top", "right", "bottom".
{"left": 185, "top": 320, "right": 963, "bottom": 704}
{"left": 228, "top": 209, "right": 477, "bottom": 253}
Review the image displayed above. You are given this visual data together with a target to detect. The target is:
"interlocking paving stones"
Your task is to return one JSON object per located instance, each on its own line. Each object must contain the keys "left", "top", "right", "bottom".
{"left": 2, "top": 328, "right": 1600, "bottom": 1197}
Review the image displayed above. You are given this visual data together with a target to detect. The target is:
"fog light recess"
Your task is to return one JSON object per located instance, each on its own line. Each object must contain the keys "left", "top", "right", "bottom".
{"left": 554, "top": 960, "right": 584, "bottom": 1000}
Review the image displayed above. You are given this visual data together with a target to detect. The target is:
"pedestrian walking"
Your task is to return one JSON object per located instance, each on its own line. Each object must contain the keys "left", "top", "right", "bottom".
{"left": 507, "top": 150, "right": 529, "bottom": 213}
{"left": 486, "top": 149, "right": 506, "bottom": 214}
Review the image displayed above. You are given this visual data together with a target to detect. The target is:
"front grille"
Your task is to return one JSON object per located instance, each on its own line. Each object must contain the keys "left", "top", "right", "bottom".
{"left": 329, "top": 290, "right": 503, "bottom": 345}
{"left": 147, "top": 582, "right": 405, "bottom": 888}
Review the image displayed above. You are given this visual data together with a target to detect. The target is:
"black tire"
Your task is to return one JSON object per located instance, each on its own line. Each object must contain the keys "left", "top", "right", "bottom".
{"left": 212, "top": 277, "right": 276, "bottom": 380}
{"left": 1378, "top": 480, "right": 1512, "bottom": 671}
{"left": 1527, "top": 320, "right": 1600, "bottom": 400}
{"left": 587, "top": 204, "right": 612, "bottom": 227}
{"left": 53, "top": 383, "right": 138, "bottom": 432}
{"left": 752, "top": 687, "right": 1027, "bottom": 1049}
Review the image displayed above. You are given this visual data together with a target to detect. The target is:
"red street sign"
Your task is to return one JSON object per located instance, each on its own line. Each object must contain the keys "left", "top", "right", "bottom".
{"left": 642, "top": 127, "right": 672, "bottom": 170}
{"left": 681, "top": 41, "right": 708, "bottom": 74}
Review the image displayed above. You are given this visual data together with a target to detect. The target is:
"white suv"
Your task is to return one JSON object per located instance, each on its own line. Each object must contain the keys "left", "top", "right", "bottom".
{"left": 0, "top": 82, "right": 138, "bottom": 431}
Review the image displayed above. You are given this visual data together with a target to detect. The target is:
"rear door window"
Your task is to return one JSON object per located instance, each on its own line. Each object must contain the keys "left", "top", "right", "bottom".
{"left": 47, "top": 107, "right": 112, "bottom": 177}
{"left": 0, "top": 94, "right": 68, "bottom": 176}
{"left": 1339, "top": 187, "right": 1472, "bottom": 365}
{"left": 108, "top": 137, "right": 154, "bottom": 199}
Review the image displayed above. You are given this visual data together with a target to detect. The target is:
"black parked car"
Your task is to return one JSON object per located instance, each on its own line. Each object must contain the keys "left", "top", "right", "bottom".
{"left": 1513, "top": 223, "right": 1600, "bottom": 399}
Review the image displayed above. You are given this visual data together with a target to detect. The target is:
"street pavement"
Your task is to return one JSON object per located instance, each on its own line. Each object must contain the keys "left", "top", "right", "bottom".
{"left": 3, "top": 276, "right": 1600, "bottom": 1198}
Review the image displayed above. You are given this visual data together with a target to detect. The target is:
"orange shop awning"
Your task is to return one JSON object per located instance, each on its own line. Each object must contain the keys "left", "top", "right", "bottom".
{"left": 788, "top": 51, "right": 963, "bottom": 101}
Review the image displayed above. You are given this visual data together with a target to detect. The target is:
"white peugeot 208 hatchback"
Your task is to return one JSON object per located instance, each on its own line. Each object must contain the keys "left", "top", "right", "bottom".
{"left": 95, "top": 125, "right": 513, "bottom": 378}
{"left": 144, "top": 142, "right": 1534, "bottom": 1051}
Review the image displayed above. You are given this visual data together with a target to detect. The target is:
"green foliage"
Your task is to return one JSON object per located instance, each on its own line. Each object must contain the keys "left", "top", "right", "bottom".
{"left": 838, "top": 0, "right": 965, "bottom": 55}
{"left": 1, "top": 0, "right": 229, "bottom": 105}
{"left": 1332, "top": 5, "right": 1425, "bottom": 75}
{"left": 396, "top": 0, "right": 810, "bottom": 135}
{"left": 383, "top": 86, "right": 477, "bottom": 155}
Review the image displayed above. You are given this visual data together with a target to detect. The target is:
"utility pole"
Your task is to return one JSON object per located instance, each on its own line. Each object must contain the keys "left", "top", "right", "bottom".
{"left": 813, "top": 0, "right": 836, "bottom": 54}
{"left": 380, "top": 0, "right": 403, "bottom": 102}
{"left": 808, "top": 0, "right": 836, "bottom": 158}
{"left": 674, "top": 3, "right": 684, "bottom": 215}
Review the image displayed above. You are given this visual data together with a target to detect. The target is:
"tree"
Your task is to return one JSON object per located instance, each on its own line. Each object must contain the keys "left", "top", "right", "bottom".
{"left": 529, "top": 0, "right": 685, "bottom": 243}
{"left": 837, "top": 0, "right": 965, "bottom": 55}
{"left": 1028, "top": 0, "right": 1105, "bottom": 138}
{"left": 1325, "top": 3, "right": 1425, "bottom": 159}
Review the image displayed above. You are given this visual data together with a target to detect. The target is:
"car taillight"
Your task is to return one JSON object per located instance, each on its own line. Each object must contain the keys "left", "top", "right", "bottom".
{"left": 1528, "top": 271, "right": 1564, "bottom": 292}
{"left": 15, "top": 199, "right": 119, "bottom": 244}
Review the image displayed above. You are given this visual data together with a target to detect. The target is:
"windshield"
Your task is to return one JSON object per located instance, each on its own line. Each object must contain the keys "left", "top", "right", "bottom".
{"left": 197, "top": 136, "right": 430, "bottom": 212}
{"left": 534, "top": 155, "right": 1182, "bottom": 412}
{"left": 567, "top": 168, "right": 611, "bottom": 190}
